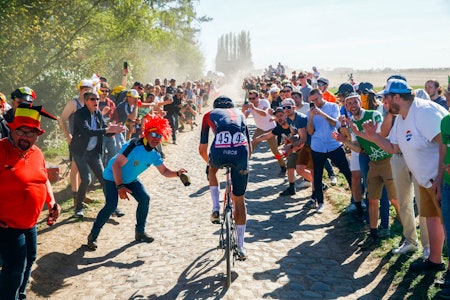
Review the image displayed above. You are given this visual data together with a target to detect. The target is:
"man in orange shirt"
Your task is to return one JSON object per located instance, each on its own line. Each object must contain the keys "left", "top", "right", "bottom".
{"left": 0, "top": 102, "right": 60, "bottom": 300}
{"left": 318, "top": 77, "right": 337, "bottom": 103}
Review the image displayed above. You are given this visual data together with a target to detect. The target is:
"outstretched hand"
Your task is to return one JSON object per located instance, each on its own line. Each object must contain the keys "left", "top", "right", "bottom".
{"left": 361, "top": 120, "right": 378, "bottom": 137}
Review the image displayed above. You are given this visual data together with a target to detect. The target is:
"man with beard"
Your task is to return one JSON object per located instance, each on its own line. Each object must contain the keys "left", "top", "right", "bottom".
{"left": 363, "top": 78, "right": 448, "bottom": 272}
{"left": 336, "top": 92, "right": 400, "bottom": 250}
{"left": 0, "top": 102, "right": 61, "bottom": 300}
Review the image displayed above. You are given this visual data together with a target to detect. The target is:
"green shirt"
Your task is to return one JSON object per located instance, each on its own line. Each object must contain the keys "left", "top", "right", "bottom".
{"left": 352, "top": 110, "right": 391, "bottom": 161}
{"left": 441, "top": 114, "right": 450, "bottom": 184}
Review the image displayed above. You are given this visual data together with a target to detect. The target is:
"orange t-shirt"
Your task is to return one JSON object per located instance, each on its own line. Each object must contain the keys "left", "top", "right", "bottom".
{"left": 323, "top": 91, "right": 337, "bottom": 103}
{"left": 0, "top": 139, "right": 49, "bottom": 229}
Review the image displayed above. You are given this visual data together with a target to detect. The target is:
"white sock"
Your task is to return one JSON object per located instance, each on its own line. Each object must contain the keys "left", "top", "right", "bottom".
{"left": 236, "top": 224, "right": 246, "bottom": 248}
{"left": 210, "top": 186, "right": 220, "bottom": 211}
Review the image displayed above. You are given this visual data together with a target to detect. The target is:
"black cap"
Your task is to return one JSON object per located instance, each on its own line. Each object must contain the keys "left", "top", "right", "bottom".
{"left": 133, "top": 81, "right": 144, "bottom": 88}
{"left": 335, "top": 83, "right": 354, "bottom": 96}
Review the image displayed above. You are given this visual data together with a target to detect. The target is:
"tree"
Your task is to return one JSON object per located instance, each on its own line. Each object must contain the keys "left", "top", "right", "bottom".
{"left": 0, "top": 0, "right": 209, "bottom": 146}
{"left": 215, "top": 31, "right": 253, "bottom": 75}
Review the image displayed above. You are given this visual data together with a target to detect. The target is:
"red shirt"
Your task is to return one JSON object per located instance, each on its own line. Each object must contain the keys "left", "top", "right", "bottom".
{"left": 323, "top": 90, "right": 336, "bottom": 103}
{"left": 0, "top": 139, "right": 50, "bottom": 229}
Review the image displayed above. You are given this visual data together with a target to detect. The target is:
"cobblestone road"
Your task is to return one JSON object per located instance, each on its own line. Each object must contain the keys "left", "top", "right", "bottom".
{"left": 25, "top": 101, "right": 401, "bottom": 300}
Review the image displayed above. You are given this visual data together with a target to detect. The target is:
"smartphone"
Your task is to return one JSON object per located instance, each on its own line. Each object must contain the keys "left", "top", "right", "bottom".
{"left": 124, "top": 61, "right": 128, "bottom": 69}
{"left": 309, "top": 102, "right": 315, "bottom": 108}
{"left": 244, "top": 98, "right": 249, "bottom": 104}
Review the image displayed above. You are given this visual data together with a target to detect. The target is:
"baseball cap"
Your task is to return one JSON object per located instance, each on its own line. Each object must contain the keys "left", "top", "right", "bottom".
{"left": 377, "top": 79, "right": 412, "bottom": 96}
{"left": 335, "top": 83, "right": 355, "bottom": 95}
{"left": 133, "top": 82, "right": 144, "bottom": 88}
{"left": 77, "top": 79, "right": 94, "bottom": 91}
{"left": 274, "top": 107, "right": 284, "bottom": 114}
{"left": 126, "top": 89, "right": 140, "bottom": 98}
{"left": 317, "top": 77, "right": 329, "bottom": 85}
{"left": 357, "top": 82, "right": 374, "bottom": 94}
{"left": 11, "top": 87, "right": 36, "bottom": 102}
{"left": 345, "top": 92, "right": 360, "bottom": 101}
{"left": 387, "top": 74, "right": 407, "bottom": 82}
{"left": 281, "top": 98, "right": 295, "bottom": 107}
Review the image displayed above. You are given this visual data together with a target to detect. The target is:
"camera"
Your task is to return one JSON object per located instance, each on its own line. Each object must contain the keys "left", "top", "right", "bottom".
{"left": 309, "top": 102, "right": 315, "bottom": 108}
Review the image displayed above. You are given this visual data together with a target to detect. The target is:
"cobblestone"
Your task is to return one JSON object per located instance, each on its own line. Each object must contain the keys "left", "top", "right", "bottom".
{"left": 25, "top": 102, "right": 401, "bottom": 299}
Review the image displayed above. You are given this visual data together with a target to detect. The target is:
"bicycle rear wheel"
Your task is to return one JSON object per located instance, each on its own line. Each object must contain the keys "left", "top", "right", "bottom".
{"left": 225, "top": 209, "right": 232, "bottom": 287}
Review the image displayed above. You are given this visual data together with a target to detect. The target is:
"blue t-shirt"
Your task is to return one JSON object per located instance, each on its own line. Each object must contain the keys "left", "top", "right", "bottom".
{"left": 286, "top": 111, "right": 310, "bottom": 145}
{"left": 310, "top": 101, "right": 342, "bottom": 153}
{"left": 103, "top": 138, "right": 163, "bottom": 183}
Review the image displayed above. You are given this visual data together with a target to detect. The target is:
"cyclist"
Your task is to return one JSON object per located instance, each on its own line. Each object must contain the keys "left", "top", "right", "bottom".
{"left": 199, "top": 96, "right": 252, "bottom": 260}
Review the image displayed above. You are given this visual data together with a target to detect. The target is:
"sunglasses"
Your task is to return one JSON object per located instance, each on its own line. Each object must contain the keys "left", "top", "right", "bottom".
{"left": 88, "top": 97, "right": 100, "bottom": 101}
{"left": 282, "top": 90, "right": 291, "bottom": 93}
{"left": 318, "top": 83, "right": 326, "bottom": 87}
{"left": 15, "top": 129, "right": 37, "bottom": 138}
{"left": 100, "top": 90, "right": 109, "bottom": 93}
{"left": 282, "top": 106, "right": 293, "bottom": 110}
{"left": 149, "top": 132, "right": 162, "bottom": 139}
{"left": 248, "top": 97, "right": 257, "bottom": 100}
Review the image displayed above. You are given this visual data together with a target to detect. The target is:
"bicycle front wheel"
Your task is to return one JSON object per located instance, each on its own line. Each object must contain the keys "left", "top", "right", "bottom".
{"left": 225, "top": 209, "right": 232, "bottom": 287}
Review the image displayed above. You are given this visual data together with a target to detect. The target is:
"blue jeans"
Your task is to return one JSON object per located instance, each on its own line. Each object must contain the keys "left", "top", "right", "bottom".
{"left": 73, "top": 150, "right": 105, "bottom": 211}
{"left": 441, "top": 183, "right": 450, "bottom": 246}
{"left": 359, "top": 153, "right": 390, "bottom": 229}
{"left": 0, "top": 226, "right": 37, "bottom": 300}
{"left": 311, "top": 146, "right": 352, "bottom": 205}
{"left": 166, "top": 113, "right": 179, "bottom": 142}
{"left": 90, "top": 180, "right": 150, "bottom": 239}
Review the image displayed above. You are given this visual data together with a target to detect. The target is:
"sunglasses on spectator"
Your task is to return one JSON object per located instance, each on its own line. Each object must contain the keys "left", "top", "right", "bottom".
{"left": 100, "top": 90, "right": 109, "bottom": 93}
{"left": 88, "top": 97, "right": 100, "bottom": 101}
{"left": 248, "top": 97, "right": 257, "bottom": 100}
{"left": 282, "top": 106, "right": 293, "bottom": 110}
{"left": 282, "top": 90, "right": 291, "bottom": 93}
{"left": 149, "top": 132, "right": 162, "bottom": 139}
{"left": 15, "top": 129, "right": 37, "bottom": 138}
{"left": 318, "top": 83, "right": 326, "bottom": 87}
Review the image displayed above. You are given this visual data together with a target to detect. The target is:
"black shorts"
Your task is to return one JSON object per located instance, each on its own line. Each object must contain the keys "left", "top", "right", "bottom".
{"left": 209, "top": 146, "right": 249, "bottom": 196}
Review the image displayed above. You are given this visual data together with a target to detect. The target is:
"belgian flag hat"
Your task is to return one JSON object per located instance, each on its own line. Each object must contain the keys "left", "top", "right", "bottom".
{"left": 8, "top": 102, "right": 57, "bottom": 136}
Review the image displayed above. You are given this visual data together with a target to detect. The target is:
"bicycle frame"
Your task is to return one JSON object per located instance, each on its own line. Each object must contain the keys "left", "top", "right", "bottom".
{"left": 218, "top": 165, "right": 237, "bottom": 287}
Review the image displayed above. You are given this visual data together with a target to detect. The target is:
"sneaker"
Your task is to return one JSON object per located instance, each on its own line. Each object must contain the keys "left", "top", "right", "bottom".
{"left": 344, "top": 203, "right": 357, "bottom": 214}
{"left": 316, "top": 203, "right": 324, "bottom": 214}
{"left": 295, "top": 180, "right": 312, "bottom": 189}
{"left": 280, "top": 187, "right": 295, "bottom": 196}
{"left": 322, "top": 183, "right": 329, "bottom": 191}
{"left": 87, "top": 234, "right": 98, "bottom": 251}
{"left": 377, "top": 226, "right": 390, "bottom": 239}
{"left": 358, "top": 235, "right": 380, "bottom": 250}
{"left": 237, "top": 246, "right": 247, "bottom": 261}
{"left": 113, "top": 208, "right": 125, "bottom": 217}
{"left": 135, "top": 232, "right": 154, "bottom": 243}
{"left": 392, "top": 241, "right": 418, "bottom": 255}
{"left": 278, "top": 166, "right": 287, "bottom": 177}
{"left": 210, "top": 210, "right": 220, "bottom": 224}
{"left": 422, "top": 245, "right": 430, "bottom": 260}
{"left": 303, "top": 199, "right": 317, "bottom": 210}
{"left": 178, "top": 126, "right": 185, "bottom": 132}
{"left": 74, "top": 209, "right": 84, "bottom": 218}
{"left": 330, "top": 176, "right": 337, "bottom": 186}
{"left": 409, "top": 259, "right": 445, "bottom": 272}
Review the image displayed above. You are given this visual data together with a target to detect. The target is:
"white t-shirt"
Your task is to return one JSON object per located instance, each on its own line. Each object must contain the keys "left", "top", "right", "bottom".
{"left": 389, "top": 98, "right": 449, "bottom": 187}
{"left": 248, "top": 99, "right": 276, "bottom": 131}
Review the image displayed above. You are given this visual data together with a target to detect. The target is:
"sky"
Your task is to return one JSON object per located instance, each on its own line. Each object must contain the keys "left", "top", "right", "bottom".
{"left": 194, "top": 0, "right": 450, "bottom": 72}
